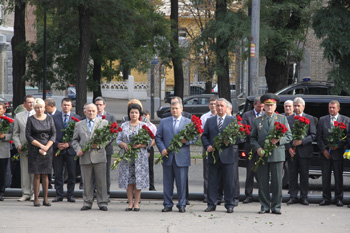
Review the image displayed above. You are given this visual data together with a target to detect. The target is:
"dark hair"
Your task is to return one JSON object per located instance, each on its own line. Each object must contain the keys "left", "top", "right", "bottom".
{"left": 23, "top": 95, "right": 34, "bottom": 103}
{"left": 128, "top": 104, "right": 142, "bottom": 120}
{"left": 45, "top": 98, "right": 56, "bottom": 106}
{"left": 143, "top": 110, "right": 150, "bottom": 116}
{"left": 61, "top": 98, "right": 73, "bottom": 104}
{"left": 94, "top": 96, "right": 105, "bottom": 104}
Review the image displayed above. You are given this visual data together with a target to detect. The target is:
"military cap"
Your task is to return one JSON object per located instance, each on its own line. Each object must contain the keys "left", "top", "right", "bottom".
{"left": 260, "top": 93, "right": 280, "bottom": 105}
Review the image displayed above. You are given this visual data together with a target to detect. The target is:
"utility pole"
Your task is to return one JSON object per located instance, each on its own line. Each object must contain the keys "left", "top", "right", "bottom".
{"left": 249, "top": 0, "right": 260, "bottom": 96}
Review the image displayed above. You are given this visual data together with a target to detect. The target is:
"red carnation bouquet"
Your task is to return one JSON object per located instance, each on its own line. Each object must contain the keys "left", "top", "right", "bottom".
{"left": 251, "top": 121, "right": 288, "bottom": 172}
{"left": 155, "top": 115, "right": 203, "bottom": 164}
{"left": 207, "top": 116, "right": 250, "bottom": 164}
{"left": 75, "top": 118, "right": 122, "bottom": 160}
{"left": 112, "top": 124, "right": 154, "bottom": 169}
{"left": 327, "top": 121, "right": 347, "bottom": 149}
{"left": 0, "top": 115, "right": 14, "bottom": 134}
{"left": 55, "top": 116, "right": 80, "bottom": 156}
{"left": 290, "top": 116, "right": 310, "bottom": 161}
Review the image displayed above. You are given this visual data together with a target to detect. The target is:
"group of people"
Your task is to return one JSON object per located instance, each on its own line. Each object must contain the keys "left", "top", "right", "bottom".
{"left": 1, "top": 93, "right": 349, "bottom": 214}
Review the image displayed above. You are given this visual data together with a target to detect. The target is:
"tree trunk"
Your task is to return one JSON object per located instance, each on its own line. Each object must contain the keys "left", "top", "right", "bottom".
{"left": 215, "top": 0, "right": 231, "bottom": 101}
{"left": 76, "top": 4, "right": 91, "bottom": 117}
{"left": 11, "top": 0, "right": 26, "bottom": 112}
{"left": 92, "top": 41, "right": 102, "bottom": 100}
{"left": 171, "top": 0, "right": 184, "bottom": 99}
{"left": 265, "top": 56, "right": 288, "bottom": 93}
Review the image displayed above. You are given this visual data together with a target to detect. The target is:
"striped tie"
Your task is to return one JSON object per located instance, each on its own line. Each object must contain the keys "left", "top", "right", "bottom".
{"left": 64, "top": 114, "right": 68, "bottom": 128}
{"left": 218, "top": 117, "right": 223, "bottom": 131}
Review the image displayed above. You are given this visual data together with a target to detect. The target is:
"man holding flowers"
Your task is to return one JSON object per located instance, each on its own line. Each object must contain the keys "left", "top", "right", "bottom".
{"left": 317, "top": 100, "right": 349, "bottom": 207}
{"left": 285, "top": 97, "right": 316, "bottom": 206}
{"left": 250, "top": 94, "right": 292, "bottom": 215}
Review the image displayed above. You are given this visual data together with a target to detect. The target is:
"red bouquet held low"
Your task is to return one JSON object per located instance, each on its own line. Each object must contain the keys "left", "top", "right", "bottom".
{"left": 0, "top": 115, "right": 14, "bottom": 134}
{"left": 56, "top": 116, "right": 80, "bottom": 156}
{"left": 155, "top": 115, "right": 202, "bottom": 164}
{"left": 290, "top": 116, "right": 310, "bottom": 160}
{"left": 327, "top": 121, "right": 347, "bottom": 148}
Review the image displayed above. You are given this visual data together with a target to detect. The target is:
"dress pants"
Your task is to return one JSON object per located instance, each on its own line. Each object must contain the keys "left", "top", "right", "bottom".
{"left": 19, "top": 152, "right": 33, "bottom": 196}
{"left": 81, "top": 163, "right": 108, "bottom": 208}
{"left": 202, "top": 148, "right": 208, "bottom": 200}
{"left": 288, "top": 153, "right": 310, "bottom": 200}
{"left": 245, "top": 155, "right": 258, "bottom": 198}
{"left": 162, "top": 159, "right": 188, "bottom": 208}
{"left": 0, "top": 158, "right": 9, "bottom": 197}
{"left": 321, "top": 158, "right": 343, "bottom": 201}
{"left": 257, "top": 161, "right": 283, "bottom": 212}
{"left": 53, "top": 151, "right": 76, "bottom": 198}
{"left": 148, "top": 147, "right": 155, "bottom": 190}
{"left": 106, "top": 153, "right": 112, "bottom": 197}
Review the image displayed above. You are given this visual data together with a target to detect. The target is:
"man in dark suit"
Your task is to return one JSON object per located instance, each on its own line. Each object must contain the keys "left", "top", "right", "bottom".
{"left": 155, "top": 101, "right": 197, "bottom": 213}
{"left": 317, "top": 100, "right": 349, "bottom": 207}
{"left": 45, "top": 98, "right": 61, "bottom": 117}
{"left": 285, "top": 97, "right": 316, "bottom": 205}
{"left": 52, "top": 98, "right": 80, "bottom": 203}
{"left": 201, "top": 98, "right": 237, "bottom": 213}
{"left": 242, "top": 96, "right": 264, "bottom": 204}
{"left": 94, "top": 96, "right": 117, "bottom": 201}
{"left": 250, "top": 94, "right": 292, "bottom": 215}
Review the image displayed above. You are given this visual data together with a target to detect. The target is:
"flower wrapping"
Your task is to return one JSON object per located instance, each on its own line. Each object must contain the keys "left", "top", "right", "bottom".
{"left": 55, "top": 116, "right": 80, "bottom": 156}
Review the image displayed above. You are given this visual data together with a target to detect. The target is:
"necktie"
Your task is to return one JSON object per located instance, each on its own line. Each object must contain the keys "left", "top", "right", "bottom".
{"left": 64, "top": 114, "right": 68, "bottom": 128}
{"left": 331, "top": 116, "right": 336, "bottom": 128}
{"left": 218, "top": 117, "right": 223, "bottom": 131}
{"left": 267, "top": 116, "right": 271, "bottom": 127}
{"left": 173, "top": 119, "right": 178, "bottom": 134}
{"left": 88, "top": 120, "right": 93, "bottom": 133}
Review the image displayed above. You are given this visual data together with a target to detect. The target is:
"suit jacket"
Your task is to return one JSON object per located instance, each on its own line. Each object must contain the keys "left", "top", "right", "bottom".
{"left": 242, "top": 110, "right": 261, "bottom": 153}
{"left": 155, "top": 116, "right": 196, "bottom": 167}
{"left": 72, "top": 118, "right": 108, "bottom": 165}
{"left": 285, "top": 113, "right": 316, "bottom": 158}
{"left": 317, "top": 114, "right": 350, "bottom": 160}
{"left": 53, "top": 112, "right": 81, "bottom": 156}
{"left": 201, "top": 115, "right": 238, "bottom": 164}
{"left": 101, "top": 111, "right": 117, "bottom": 155}
{"left": 48, "top": 110, "right": 61, "bottom": 117}
{"left": 0, "top": 114, "right": 13, "bottom": 159}
{"left": 250, "top": 113, "right": 292, "bottom": 162}
{"left": 13, "top": 110, "right": 35, "bottom": 149}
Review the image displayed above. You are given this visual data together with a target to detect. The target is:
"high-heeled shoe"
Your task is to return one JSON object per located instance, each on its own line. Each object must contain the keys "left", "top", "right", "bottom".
{"left": 33, "top": 202, "right": 41, "bottom": 207}
{"left": 43, "top": 201, "right": 51, "bottom": 206}
{"left": 125, "top": 207, "right": 133, "bottom": 211}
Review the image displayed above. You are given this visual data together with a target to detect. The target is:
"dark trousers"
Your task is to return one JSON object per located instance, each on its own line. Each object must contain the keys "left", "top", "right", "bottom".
{"left": 202, "top": 149, "right": 208, "bottom": 200}
{"left": 217, "top": 159, "right": 240, "bottom": 201}
{"left": 207, "top": 158, "right": 235, "bottom": 209}
{"left": 321, "top": 158, "right": 343, "bottom": 201}
{"left": 0, "top": 158, "right": 9, "bottom": 197}
{"left": 288, "top": 153, "right": 310, "bottom": 200}
{"left": 106, "top": 154, "right": 112, "bottom": 197}
{"left": 53, "top": 152, "right": 76, "bottom": 198}
{"left": 148, "top": 147, "right": 155, "bottom": 190}
{"left": 245, "top": 155, "right": 258, "bottom": 198}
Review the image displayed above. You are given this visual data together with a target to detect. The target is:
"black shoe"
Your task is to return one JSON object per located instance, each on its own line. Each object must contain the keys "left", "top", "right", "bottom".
{"left": 319, "top": 200, "right": 330, "bottom": 206}
{"left": 216, "top": 199, "right": 223, "bottom": 205}
{"left": 233, "top": 199, "right": 239, "bottom": 207}
{"left": 125, "top": 207, "right": 133, "bottom": 211}
{"left": 162, "top": 207, "right": 172, "bottom": 212}
{"left": 33, "top": 202, "right": 41, "bottom": 207}
{"left": 271, "top": 210, "right": 282, "bottom": 215}
{"left": 178, "top": 207, "right": 186, "bottom": 213}
{"left": 43, "top": 201, "right": 51, "bottom": 206}
{"left": 336, "top": 200, "right": 343, "bottom": 207}
{"left": 99, "top": 206, "right": 108, "bottom": 211}
{"left": 204, "top": 206, "right": 216, "bottom": 212}
{"left": 203, "top": 199, "right": 207, "bottom": 203}
{"left": 149, "top": 188, "right": 156, "bottom": 191}
{"left": 226, "top": 207, "right": 234, "bottom": 213}
{"left": 243, "top": 197, "right": 252, "bottom": 204}
{"left": 186, "top": 200, "right": 190, "bottom": 205}
{"left": 79, "top": 183, "right": 83, "bottom": 190}
{"left": 67, "top": 197, "right": 76, "bottom": 203}
{"left": 300, "top": 199, "right": 309, "bottom": 206}
{"left": 258, "top": 209, "right": 270, "bottom": 214}
{"left": 52, "top": 197, "right": 63, "bottom": 202}
{"left": 134, "top": 208, "right": 140, "bottom": 211}
{"left": 0, "top": 196, "right": 4, "bottom": 201}
{"left": 81, "top": 206, "right": 91, "bottom": 211}
{"left": 287, "top": 198, "right": 298, "bottom": 205}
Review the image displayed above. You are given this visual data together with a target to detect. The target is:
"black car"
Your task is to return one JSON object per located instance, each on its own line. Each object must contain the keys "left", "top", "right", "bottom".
{"left": 0, "top": 97, "right": 13, "bottom": 114}
{"left": 165, "top": 86, "right": 205, "bottom": 103}
{"left": 274, "top": 81, "right": 349, "bottom": 96}
{"left": 158, "top": 94, "right": 217, "bottom": 118}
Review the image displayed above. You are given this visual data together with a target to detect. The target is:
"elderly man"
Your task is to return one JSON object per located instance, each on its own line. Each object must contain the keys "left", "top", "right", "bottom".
{"left": 94, "top": 96, "right": 117, "bottom": 201}
{"left": 317, "top": 100, "right": 350, "bottom": 207}
{"left": 242, "top": 96, "right": 264, "bottom": 204}
{"left": 283, "top": 100, "right": 294, "bottom": 117}
{"left": 45, "top": 98, "right": 61, "bottom": 117}
{"left": 250, "top": 94, "right": 292, "bottom": 215}
{"left": 13, "top": 95, "right": 35, "bottom": 202}
{"left": 156, "top": 101, "right": 197, "bottom": 213}
{"left": 285, "top": 97, "right": 316, "bottom": 205}
{"left": 201, "top": 98, "right": 237, "bottom": 213}
{"left": 72, "top": 103, "right": 109, "bottom": 211}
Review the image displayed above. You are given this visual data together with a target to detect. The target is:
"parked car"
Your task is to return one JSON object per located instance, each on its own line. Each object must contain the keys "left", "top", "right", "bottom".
{"left": 67, "top": 86, "right": 76, "bottom": 107}
{"left": 165, "top": 86, "right": 205, "bottom": 103}
{"left": 0, "top": 97, "right": 13, "bottom": 114}
{"left": 158, "top": 94, "right": 217, "bottom": 118}
{"left": 212, "top": 84, "right": 236, "bottom": 96}
{"left": 239, "top": 94, "right": 350, "bottom": 187}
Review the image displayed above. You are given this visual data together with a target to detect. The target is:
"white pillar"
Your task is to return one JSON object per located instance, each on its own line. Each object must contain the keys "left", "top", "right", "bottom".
{"left": 128, "top": 75, "right": 134, "bottom": 99}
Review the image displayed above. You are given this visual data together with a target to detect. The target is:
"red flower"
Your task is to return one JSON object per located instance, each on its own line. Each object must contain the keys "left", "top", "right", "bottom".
{"left": 239, "top": 127, "right": 244, "bottom": 132}
{"left": 236, "top": 115, "right": 242, "bottom": 122}
{"left": 294, "top": 115, "right": 300, "bottom": 120}
{"left": 334, "top": 121, "right": 339, "bottom": 127}
{"left": 275, "top": 111, "right": 279, "bottom": 114}
{"left": 340, "top": 125, "right": 347, "bottom": 130}
{"left": 9, "top": 140, "right": 13, "bottom": 144}
{"left": 299, "top": 117, "right": 305, "bottom": 123}
{"left": 304, "top": 118, "right": 310, "bottom": 125}
{"left": 102, "top": 115, "right": 106, "bottom": 119}
{"left": 71, "top": 117, "right": 80, "bottom": 122}
{"left": 118, "top": 127, "right": 123, "bottom": 132}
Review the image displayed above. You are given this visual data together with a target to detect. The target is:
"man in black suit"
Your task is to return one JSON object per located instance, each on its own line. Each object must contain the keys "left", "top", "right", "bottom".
{"left": 285, "top": 97, "right": 316, "bottom": 205}
{"left": 52, "top": 98, "right": 81, "bottom": 202}
{"left": 45, "top": 98, "right": 61, "bottom": 117}
{"left": 317, "top": 100, "right": 349, "bottom": 207}
{"left": 201, "top": 98, "right": 237, "bottom": 213}
{"left": 241, "top": 96, "right": 264, "bottom": 204}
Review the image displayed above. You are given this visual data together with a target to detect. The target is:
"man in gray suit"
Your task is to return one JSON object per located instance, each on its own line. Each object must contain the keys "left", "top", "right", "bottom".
{"left": 317, "top": 100, "right": 349, "bottom": 207}
{"left": 0, "top": 103, "right": 13, "bottom": 201}
{"left": 156, "top": 101, "right": 196, "bottom": 213}
{"left": 201, "top": 98, "right": 237, "bottom": 213}
{"left": 13, "top": 95, "right": 35, "bottom": 202}
{"left": 242, "top": 97, "right": 264, "bottom": 204}
{"left": 72, "top": 103, "right": 108, "bottom": 211}
{"left": 94, "top": 96, "right": 116, "bottom": 201}
{"left": 286, "top": 97, "right": 316, "bottom": 205}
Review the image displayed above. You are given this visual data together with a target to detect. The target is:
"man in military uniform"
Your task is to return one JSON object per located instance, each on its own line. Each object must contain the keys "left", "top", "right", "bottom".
{"left": 250, "top": 94, "right": 292, "bottom": 215}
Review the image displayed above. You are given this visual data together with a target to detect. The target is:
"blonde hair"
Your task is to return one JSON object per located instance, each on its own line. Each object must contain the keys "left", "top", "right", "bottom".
{"left": 34, "top": 98, "right": 45, "bottom": 107}
{"left": 127, "top": 99, "right": 143, "bottom": 111}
